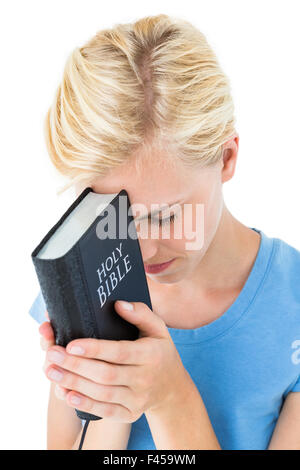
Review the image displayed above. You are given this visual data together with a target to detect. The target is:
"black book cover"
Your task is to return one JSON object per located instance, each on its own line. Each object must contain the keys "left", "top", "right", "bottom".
{"left": 31, "top": 187, "right": 153, "bottom": 421}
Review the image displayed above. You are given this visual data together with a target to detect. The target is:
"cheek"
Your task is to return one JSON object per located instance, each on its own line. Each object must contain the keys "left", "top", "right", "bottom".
{"left": 159, "top": 214, "right": 202, "bottom": 254}
{"left": 160, "top": 236, "right": 187, "bottom": 253}
{"left": 173, "top": 204, "right": 205, "bottom": 247}
{"left": 178, "top": 197, "right": 221, "bottom": 252}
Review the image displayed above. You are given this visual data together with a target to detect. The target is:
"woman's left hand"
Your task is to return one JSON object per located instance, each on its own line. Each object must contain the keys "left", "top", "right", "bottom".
{"left": 44, "top": 300, "right": 188, "bottom": 423}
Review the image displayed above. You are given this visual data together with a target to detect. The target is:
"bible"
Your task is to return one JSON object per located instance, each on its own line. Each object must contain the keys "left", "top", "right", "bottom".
{"left": 31, "top": 186, "right": 153, "bottom": 421}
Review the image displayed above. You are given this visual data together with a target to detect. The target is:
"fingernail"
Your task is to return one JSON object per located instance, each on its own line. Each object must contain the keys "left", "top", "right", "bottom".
{"left": 70, "top": 395, "right": 81, "bottom": 405}
{"left": 48, "top": 368, "right": 63, "bottom": 382}
{"left": 118, "top": 300, "right": 133, "bottom": 311}
{"left": 69, "top": 346, "right": 85, "bottom": 356}
{"left": 48, "top": 350, "right": 64, "bottom": 364}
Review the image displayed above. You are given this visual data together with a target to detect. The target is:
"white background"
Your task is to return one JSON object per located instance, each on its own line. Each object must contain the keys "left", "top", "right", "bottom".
{"left": 1, "top": 0, "right": 299, "bottom": 449}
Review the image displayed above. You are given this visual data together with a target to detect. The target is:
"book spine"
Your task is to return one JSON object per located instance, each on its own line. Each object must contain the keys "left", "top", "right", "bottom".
{"left": 32, "top": 256, "right": 79, "bottom": 346}
{"left": 66, "top": 245, "right": 103, "bottom": 421}
{"left": 73, "top": 243, "right": 99, "bottom": 340}
{"left": 32, "top": 251, "right": 101, "bottom": 421}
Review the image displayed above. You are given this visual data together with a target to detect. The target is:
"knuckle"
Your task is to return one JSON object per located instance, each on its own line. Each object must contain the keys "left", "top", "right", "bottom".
{"left": 90, "top": 339, "right": 102, "bottom": 358}
{"left": 141, "top": 338, "right": 154, "bottom": 364}
{"left": 65, "top": 372, "right": 79, "bottom": 390}
{"left": 104, "top": 403, "right": 115, "bottom": 417}
{"left": 115, "top": 342, "right": 129, "bottom": 363}
{"left": 96, "top": 385, "right": 113, "bottom": 403}
{"left": 82, "top": 397, "right": 94, "bottom": 413}
{"left": 103, "top": 386, "right": 114, "bottom": 403}
{"left": 67, "top": 355, "right": 80, "bottom": 371}
{"left": 101, "top": 364, "right": 116, "bottom": 383}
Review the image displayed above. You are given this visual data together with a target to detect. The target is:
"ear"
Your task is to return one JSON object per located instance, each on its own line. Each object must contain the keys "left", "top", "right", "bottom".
{"left": 221, "top": 134, "right": 239, "bottom": 183}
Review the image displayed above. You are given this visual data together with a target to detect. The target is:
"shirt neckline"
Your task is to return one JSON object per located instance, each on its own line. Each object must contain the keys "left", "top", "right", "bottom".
{"left": 166, "top": 227, "right": 276, "bottom": 345}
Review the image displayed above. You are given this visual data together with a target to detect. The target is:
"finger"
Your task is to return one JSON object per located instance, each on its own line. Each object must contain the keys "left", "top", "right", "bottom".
{"left": 45, "top": 364, "right": 135, "bottom": 410}
{"left": 39, "top": 321, "right": 55, "bottom": 343}
{"left": 40, "top": 336, "right": 52, "bottom": 351}
{"left": 43, "top": 353, "right": 56, "bottom": 373}
{"left": 55, "top": 384, "right": 68, "bottom": 400}
{"left": 65, "top": 337, "right": 152, "bottom": 365}
{"left": 114, "top": 300, "right": 169, "bottom": 339}
{"left": 46, "top": 346, "right": 137, "bottom": 386}
{"left": 65, "top": 390, "right": 133, "bottom": 423}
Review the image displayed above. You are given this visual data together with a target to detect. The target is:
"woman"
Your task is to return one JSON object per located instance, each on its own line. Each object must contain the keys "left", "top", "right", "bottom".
{"left": 29, "top": 14, "right": 300, "bottom": 450}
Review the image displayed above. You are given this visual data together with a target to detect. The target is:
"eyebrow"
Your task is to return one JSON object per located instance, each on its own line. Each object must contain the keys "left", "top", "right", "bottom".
{"left": 134, "top": 199, "right": 184, "bottom": 222}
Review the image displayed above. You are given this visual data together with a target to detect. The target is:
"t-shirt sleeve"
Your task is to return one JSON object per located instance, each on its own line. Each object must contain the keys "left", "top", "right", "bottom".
{"left": 28, "top": 290, "right": 47, "bottom": 325}
{"left": 291, "top": 375, "right": 300, "bottom": 393}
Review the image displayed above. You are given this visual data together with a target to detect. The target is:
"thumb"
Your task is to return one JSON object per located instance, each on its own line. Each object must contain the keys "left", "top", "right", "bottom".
{"left": 114, "top": 300, "right": 168, "bottom": 339}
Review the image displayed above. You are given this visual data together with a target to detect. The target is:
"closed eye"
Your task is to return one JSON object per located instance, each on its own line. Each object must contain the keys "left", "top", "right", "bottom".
{"left": 152, "top": 212, "right": 178, "bottom": 227}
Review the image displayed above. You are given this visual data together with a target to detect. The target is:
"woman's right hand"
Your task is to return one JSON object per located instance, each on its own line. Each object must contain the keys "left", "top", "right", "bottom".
{"left": 40, "top": 311, "right": 133, "bottom": 450}
{"left": 39, "top": 312, "right": 68, "bottom": 401}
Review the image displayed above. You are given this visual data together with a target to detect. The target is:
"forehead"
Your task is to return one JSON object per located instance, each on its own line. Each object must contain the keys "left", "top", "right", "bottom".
{"left": 88, "top": 146, "right": 219, "bottom": 216}
{"left": 91, "top": 149, "right": 190, "bottom": 207}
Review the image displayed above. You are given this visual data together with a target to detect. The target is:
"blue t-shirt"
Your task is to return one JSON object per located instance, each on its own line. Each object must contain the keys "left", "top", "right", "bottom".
{"left": 29, "top": 227, "right": 300, "bottom": 450}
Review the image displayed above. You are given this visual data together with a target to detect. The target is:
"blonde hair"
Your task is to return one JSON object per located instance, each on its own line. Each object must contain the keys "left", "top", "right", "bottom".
{"left": 44, "top": 14, "right": 236, "bottom": 194}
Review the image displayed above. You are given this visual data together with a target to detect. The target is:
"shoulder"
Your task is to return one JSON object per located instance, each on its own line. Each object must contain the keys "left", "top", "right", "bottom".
{"left": 255, "top": 232, "right": 300, "bottom": 393}
{"left": 270, "top": 234, "right": 300, "bottom": 293}
{"left": 259, "top": 232, "right": 300, "bottom": 326}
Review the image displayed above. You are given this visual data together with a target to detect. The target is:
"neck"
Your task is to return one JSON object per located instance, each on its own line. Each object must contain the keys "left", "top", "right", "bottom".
{"left": 192, "top": 204, "right": 260, "bottom": 292}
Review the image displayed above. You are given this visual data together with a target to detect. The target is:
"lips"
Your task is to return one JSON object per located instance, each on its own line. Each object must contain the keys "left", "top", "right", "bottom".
{"left": 144, "top": 258, "right": 175, "bottom": 274}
